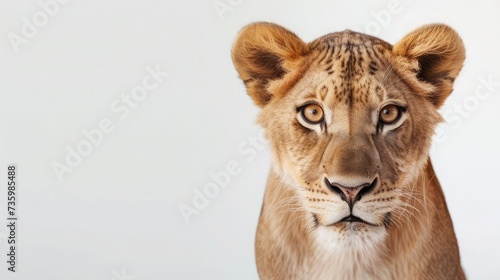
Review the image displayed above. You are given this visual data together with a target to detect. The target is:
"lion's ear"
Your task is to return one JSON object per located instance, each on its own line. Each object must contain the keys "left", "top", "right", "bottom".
{"left": 231, "top": 22, "right": 308, "bottom": 107}
{"left": 393, "top": 24, "right": 465, "bottom": 107}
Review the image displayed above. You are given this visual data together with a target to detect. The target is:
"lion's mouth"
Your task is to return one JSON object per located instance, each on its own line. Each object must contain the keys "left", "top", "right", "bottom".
{"left": 313, "top": 213, "right": 390, "bottom": 228}
{"left": 328, "top": 215, "right": 378, "bottom": 227}
{"left": 331, "top": 214, "right": 378, "bottom": 227}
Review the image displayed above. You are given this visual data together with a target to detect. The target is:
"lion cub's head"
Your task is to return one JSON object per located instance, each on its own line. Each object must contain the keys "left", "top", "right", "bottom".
{"left": 232, "top": 23, "right": 464, "bottom": 249}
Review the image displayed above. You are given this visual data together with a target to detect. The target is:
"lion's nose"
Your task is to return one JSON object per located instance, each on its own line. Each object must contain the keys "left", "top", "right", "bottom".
{"left": 324, "top": 177, "right": 377, "bottom": 209}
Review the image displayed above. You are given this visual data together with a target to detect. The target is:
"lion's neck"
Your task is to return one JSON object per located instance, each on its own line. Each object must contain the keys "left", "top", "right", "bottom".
{"left": 256, "top": 159, "right": 459, "bottom": 279}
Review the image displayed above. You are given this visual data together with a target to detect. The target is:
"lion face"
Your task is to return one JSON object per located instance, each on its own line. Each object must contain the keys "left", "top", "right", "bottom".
{"left": 257, "top": 36, "right": 441, "bottom": 246}
{"left": 232, "top": 23, "right": 464, "bottom": 249}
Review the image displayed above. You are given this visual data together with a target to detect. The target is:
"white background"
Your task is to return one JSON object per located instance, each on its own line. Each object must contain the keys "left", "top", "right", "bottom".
{"left": 0, "top": 0, "right": 499, "bottom": 279}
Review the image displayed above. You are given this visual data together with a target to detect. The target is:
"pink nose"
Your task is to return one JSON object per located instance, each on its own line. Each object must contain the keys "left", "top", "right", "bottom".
{"left": 324, "top": 178, "right": 377, "bottom": 209}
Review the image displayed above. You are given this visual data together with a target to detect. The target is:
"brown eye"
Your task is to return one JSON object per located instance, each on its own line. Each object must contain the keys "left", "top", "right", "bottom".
{"left": 301, "top": 103, "right": 324, "bottom": 124}
{"left": 379, "top": 104, "right": 402, "bottom": 124}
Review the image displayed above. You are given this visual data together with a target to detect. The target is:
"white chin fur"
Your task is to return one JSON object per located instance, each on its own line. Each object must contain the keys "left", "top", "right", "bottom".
{"left": 313, "top": 225, "right": 387, "bottom": 255}
{"left": 309, "top": 226, "right": 390, "bottom": 279}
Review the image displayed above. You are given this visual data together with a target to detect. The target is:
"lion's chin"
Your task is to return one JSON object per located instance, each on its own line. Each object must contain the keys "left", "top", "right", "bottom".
{"left": 313, "top": 224, "right": 388, "bottom": 254}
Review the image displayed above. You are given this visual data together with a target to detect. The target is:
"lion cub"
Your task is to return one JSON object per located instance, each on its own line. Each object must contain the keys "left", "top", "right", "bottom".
{"left": 232, "top": 23, "right": 465, "bottom": 279}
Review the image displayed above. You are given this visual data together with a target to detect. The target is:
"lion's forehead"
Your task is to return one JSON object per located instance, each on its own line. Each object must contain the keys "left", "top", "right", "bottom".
{"left": 302, "top": 31, "right": 397, "bottom": 107}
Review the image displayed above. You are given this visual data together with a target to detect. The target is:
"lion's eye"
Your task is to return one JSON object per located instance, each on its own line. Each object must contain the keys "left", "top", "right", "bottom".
{"left": 301, "top": 103, "right": 324, "bottom": 124}
{"left": 379, "top": 104, "right": 402, "bottom": 125}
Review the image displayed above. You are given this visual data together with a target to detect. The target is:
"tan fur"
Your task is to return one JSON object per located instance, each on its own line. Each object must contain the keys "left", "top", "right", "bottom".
{"left": 232, "top": 22, "right": 465, "bottom": 280}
